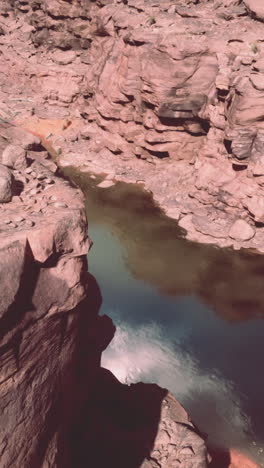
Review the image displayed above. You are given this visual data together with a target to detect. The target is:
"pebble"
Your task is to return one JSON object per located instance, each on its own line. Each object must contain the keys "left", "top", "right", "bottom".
{"left": 25, "top": 220, "right": 35, "bottom": 227}
{"left": 49, "top": 195, "right": 57, "bottom": 201}
{"left": 53, "top": 202, "right": 68, "bottom": 208}
{"left": 97, "top": 180, "right": 115, "bottom": 189}
{"left": 29, "top": 188, "right": 39, "bottom": 196}
{"left": 179, "top": 446, "right": 194, "bottom": 457}
{"left": 25, "top": 167, "right": 32, "bottom": 174}
{"left": 36, "top": 174, "right": 46, "bottom": 180}
{"left": 4, "top": 219, "right": 11, "bottom": 224}
{"left": 241, "top": 56, "right": 253, "bottom": 65}
{"left": 30, "top": 207, "right": 42, "bottom": 214}
{"left": 229, "top": 219, "right": 255, "bottom": 241}
{"left": 45, "top": 178, "right": 54, "bottom": 184}
{"left": 14, "top": 216, "right": 25, "bottom": 222}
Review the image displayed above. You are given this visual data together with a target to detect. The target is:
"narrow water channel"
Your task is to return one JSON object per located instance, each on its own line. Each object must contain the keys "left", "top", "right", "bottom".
{"left": 64, "top": 169, "right": 264, "bottom": 465}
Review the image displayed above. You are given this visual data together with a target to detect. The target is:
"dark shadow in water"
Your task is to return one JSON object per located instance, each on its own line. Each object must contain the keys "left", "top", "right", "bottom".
{"left": 59, "top": 274, "right": 168, "bottom": 468}
{"left": 69, "top": 367, "right": 168, "bottom": 468}
{"left": 209, "top": 448, "right": 231, "bottom": 468}
{"left": 23, "top": 272, "right": 115, "bottom": 468}
{"left": 59, "top": 169, "right": 264, "bottom": 468}
{"left": 55, "top": 273, "right": 116, "bottom": 468}
{"left": 62, "top": 167, "right": 264, "bottom": 323}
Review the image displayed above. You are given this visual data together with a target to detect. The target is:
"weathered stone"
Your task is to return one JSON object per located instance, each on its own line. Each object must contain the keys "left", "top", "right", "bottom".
{"left": 249, "top": 74, "right": 264, "bottom": 91}
{"left": 245, "top": 195, "right": 264, "bottom": 221}
{"left": 229, "top": 219, "right": 255, "bottom": 241}
{"left": 52, "top": 50, "right": 76, "bottom": 65}
{"left": 244, "top": 0, "right": 264, "bottom": 22}
{"left": 0, "top": 239, "right": 28, "bottom": 319}
{"left": 0, "top": 164, "right": 13, "bottom": 203}
{"left": 97, "top": 180, "right": 115, "bottom": 188}
{"left": 2, "top": 145, "right": 27, "bottom": 170}
{"left": 253, "top": 58, "right": 264, "bottom": 72}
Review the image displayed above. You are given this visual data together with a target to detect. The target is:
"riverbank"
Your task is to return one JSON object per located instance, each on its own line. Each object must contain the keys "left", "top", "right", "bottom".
{"left": 0, "top": 124, "right": 211, "bottom": 467}
{"left": 2, "top": 0, "right": 264, "bottom": 252}
{"left": 0, "top": 1, "right": 263, "bottom": 466}
{"left": 67, "top": 167, "right": 264, "bottom": 466}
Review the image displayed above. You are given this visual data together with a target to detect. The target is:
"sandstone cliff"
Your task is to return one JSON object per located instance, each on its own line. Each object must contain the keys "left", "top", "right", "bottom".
{"left": 0, "top": 1, "right": 263, "bottom": 467}
{"left": 0, "top": 125, "right": 211, "bottom": 467}
{"left": 2, "top": 0, "right": 264, "bottom": 252}
{"left": 0, "top": 124, "right": 115, "bottom": 467}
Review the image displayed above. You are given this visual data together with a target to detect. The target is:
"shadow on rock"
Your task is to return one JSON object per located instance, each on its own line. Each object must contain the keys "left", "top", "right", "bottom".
{"left": 209, "top": 448, "right": 231, "bottom": 468}
{"left": 69, "top": 368, "right": 168, "bottom": 468}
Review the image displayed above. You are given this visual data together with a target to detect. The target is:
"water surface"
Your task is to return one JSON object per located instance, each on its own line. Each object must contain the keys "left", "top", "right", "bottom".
{"left": 65, "top": 169, "right": 264, "bottom": 465}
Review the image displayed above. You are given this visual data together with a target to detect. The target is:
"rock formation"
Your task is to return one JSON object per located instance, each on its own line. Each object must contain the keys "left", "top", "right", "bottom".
{"left": 2, "top": 0, "right": 264, "bottom": 251}
{"left": 0, "top": 124, "right": 210, "bottom": 468}
{"left": 0, "top": 1, "right": 263, "bottom": 467}
{"left": 0, "top": 124, "right": 116, "bottom": 467}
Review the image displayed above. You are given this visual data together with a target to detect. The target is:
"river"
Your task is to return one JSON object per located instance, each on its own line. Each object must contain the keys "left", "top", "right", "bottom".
{"left": 64, "top": 168, "right": 264, "bottom": 465}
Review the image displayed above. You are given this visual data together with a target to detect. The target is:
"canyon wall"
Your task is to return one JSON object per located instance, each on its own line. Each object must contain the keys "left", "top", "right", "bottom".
{"left": 2, "top": 0, "right": 264, "bottom": 251}
{"left": 0, "top": 1, "right": 263, "bottom": 467}
{"left": 0, "top": 124, "right": 115, "bottom": 467}
{"left": 0, "top": 127, "right": 211, "bottom": 468}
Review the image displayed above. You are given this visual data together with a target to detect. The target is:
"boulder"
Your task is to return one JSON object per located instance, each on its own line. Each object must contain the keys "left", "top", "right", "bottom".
{"left": 244, "top": 0, "right": 264, "bottom": 21}
{"left": 1, "top": 144, "right": 27, "bottom": 170}
{"left": 0, "top": 240, "right": 29, "bottom": 320}
{"left": 229, "top": 219, "right": 255, "bottom": 241}
{"left": 0, "top": 164, "right": 13, "bottom": 203}
{"left": 245, "top": 195, "right": 264, "bottom": 221}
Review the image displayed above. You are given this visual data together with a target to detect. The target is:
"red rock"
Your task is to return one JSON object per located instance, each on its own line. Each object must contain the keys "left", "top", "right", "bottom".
{"left": 229, "top": 449, "right": 260, "bottom": 468}
{"left": 229, "top": 219, "right": 255, "bottom": 241}
{"left": 1, "top": 144, "right": 27, "bottom": 170}
{"left": 0, "top": 164, "right": 14, "bottom": 203}
{"left": 244, "top": 0, "right": 264, "bottom": 21}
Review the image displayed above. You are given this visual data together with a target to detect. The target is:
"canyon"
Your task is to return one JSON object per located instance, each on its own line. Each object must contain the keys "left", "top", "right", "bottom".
{"left": 0, "top": 0, "right": 264, "bottom": 467}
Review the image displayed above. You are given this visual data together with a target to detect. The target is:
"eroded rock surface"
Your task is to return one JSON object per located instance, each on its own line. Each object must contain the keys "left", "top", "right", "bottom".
{"left": 70, "top": 368, "right": 210, "bottom": 468}
{"left": 0, "top": 1, "right": 263, "bottom": 467}
{"left": 0, "top": 125, "right": 116, "bottom": 468}
{"left": 0, "top": 125, "right": 212, "bottom": 467}
{"left": 2, "top": 0, "right": 264, "bottom": 251}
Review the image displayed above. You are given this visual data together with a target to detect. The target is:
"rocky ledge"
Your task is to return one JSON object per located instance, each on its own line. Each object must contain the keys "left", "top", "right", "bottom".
{"left": 0, "top": 125, "right": 212, "bottom": 467}
{"left": 0, "top": 1, "right": 263, "bottom": 467}
{"left": 0, "top": 124, "right": 110, "bottom": 467}
{"left": 2, "top": 0, "right": 264, "bottom": 251}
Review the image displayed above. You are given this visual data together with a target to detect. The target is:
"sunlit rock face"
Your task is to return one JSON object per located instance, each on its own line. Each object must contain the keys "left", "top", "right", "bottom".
{"left": 0, "top": 1, "right": 264, "bottom": 467}
{"left": 2, "top": 0, "right": 264, "bottom": 251}
{"left": 0, "top": 128, "right": 210, "bottom": 468}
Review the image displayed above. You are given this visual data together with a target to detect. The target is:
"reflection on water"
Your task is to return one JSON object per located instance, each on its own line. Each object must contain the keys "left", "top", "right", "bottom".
{"left": 102, "top": 313, "right": 251, "bottom": 450}
{"left": 63, "top": 169, "right": 264, "bottom": 464}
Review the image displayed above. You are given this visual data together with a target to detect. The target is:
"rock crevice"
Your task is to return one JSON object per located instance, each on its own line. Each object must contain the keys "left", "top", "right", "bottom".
{"left": 2, "top": 0, "right": 264, "bottom": 250}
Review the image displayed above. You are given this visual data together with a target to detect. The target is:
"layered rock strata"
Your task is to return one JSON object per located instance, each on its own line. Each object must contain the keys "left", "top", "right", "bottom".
{"left": 0, "top": 1, "right": 263, "bottom": 467}
{"left": 0, "top": 125, "right": 211, "bottom": 467}
{"left": 0, "top": 124, "right": 115, "bottom": 467}
{"left": 2, "top": 0, "right": 264, "bottom": 251}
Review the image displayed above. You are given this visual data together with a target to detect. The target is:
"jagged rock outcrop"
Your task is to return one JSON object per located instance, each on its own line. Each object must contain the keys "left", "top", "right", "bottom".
{"left": 70, "top": 369, "right": 210, "bottom": 468}
{"left": 244, "top": 0, "right": 264, "bottom": 21}
{"left": 0, "top": 125, "right": 211, "bottom": 468}
{"left": 0, "top": 2, "right": 263, "bottom": 466}
{"left": 2, "top": 0, "right": 264, "bottom": 251}
{"left": 0, "top": 125, "right": 116, "bottom": 467}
